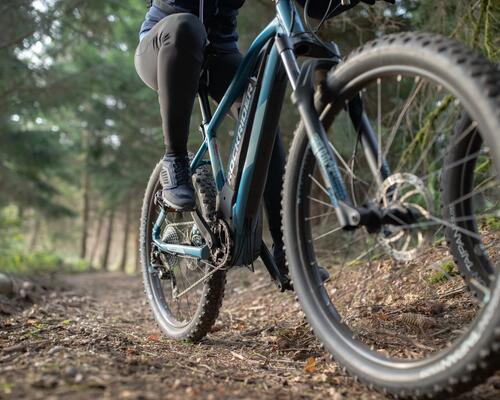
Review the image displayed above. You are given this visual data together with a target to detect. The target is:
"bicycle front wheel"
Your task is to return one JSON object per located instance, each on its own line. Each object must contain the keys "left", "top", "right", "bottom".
{"left": 283, "top": 33, "right": 500, "bottom": 398}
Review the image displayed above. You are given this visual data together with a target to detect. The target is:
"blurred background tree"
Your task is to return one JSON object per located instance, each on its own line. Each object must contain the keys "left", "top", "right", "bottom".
{"left": 0, "top": 0, "right": 498, "bottom": 273}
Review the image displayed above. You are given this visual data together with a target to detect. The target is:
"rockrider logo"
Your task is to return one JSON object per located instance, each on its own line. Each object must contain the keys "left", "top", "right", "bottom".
{"left": 227, "top": 82, "right": 255, "bottom": 187}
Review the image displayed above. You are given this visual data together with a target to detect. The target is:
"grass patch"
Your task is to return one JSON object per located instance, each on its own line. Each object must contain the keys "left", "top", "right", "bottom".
{"left": 428, "top": 260, "right": 457, "bottom": 284}
{"left": 0, "top": 250, "right": 91, "bottom": 274}
{"left": 1, "top": 207, "right": 91, "bottom": 274}
{"left": 0, "top": 382, "right": 13, "bottom": 395}
{"left": 484, "top": 216, "right": 500, "bottom": 231}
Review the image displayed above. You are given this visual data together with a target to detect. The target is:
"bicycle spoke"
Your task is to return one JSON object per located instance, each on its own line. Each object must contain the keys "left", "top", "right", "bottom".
{"left": 447, "top": 176, "right": 498, "bottom": 208}
{"left": 470, "top": 278, "right": 492, "bottom": 303}
{"left": 377, "top": 78, "right": 382, "bottom": 173}
{"left": 416, "top": 147, "right": 486, "bottom": 185}
{"left": 383, "top": 78, "right": 426, "bottom": 160}
{"left": 305, "top": 210, "right": 338, "bottom": 221}
{"left": 316, "top": 235, "right": 366, "bottom": 259}
{"left": 313, "top": 226, "right": 343, "bottom": 242}
{"left": 422, "top": 213, "right": 482, "bottom": 240}
{"left": 308, "top": 195, "right": 336, "bottom": 209}
{"left": 328, "top": 142, "right": 368, "bottom": 186}
{"left": 309, "top": 174, "right": 331, "bottom": 198}
{"left": 346, "top": 241, "right": 383, "bottom": 267}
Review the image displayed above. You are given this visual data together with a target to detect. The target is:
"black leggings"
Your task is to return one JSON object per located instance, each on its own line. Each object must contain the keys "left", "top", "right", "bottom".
{"left": 135, "top": 13, "right": 286, "bottom": 247}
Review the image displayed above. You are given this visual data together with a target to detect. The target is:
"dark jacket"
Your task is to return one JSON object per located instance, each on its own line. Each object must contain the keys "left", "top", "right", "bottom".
{"left": 140, "top": 0, "right": 245, "bottom": 51}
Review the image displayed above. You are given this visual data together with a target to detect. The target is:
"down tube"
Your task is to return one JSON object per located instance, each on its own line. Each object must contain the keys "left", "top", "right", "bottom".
{"left": 232, "top": 45, "right": 285, "bottom": 234}
{"left": 191, "top": 20, "right": 279, "bottom": 190}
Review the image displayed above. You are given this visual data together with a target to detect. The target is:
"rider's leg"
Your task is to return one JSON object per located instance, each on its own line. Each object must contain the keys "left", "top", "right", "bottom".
{"left": 205, "top": 49, "right": 243, "bottom": 102}
{"left": 135, "top": 13, "right": 206, "bottom": 210}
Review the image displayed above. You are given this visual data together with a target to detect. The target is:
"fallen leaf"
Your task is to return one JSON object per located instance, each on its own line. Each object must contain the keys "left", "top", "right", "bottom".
{"left": 378, "top": 313, "right": 390, "bottom": 321}
{"left": 304, "top": 356, "right": 316, "bottom": 373}
{"left": 147, "top": 334, "right": 160, "bottom": 342}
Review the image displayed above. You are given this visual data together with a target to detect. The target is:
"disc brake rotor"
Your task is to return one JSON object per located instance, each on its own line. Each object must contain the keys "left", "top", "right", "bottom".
{"left": 376, "top": 173, "right": 433, "bottom": 261}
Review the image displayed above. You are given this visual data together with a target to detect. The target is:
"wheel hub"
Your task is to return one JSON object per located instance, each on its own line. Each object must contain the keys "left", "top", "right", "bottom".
{"left": 356, "top": 173, "right": 433, "bottom": 261}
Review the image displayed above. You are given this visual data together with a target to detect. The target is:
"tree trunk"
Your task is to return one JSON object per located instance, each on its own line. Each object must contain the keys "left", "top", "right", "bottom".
{"left": 0, "top": 273, "right": 14, "bottom": 296}
{"left": 101, "top": 209, "right": 115, "bottom": 271}
{"left": 119, "top": 199, "right": 132, "bottom": 273}
{"left": 29, "top": 216, "right": 41, "bottom": 251}
{"left": 80, "top": 131, "right": 91, "bottom": 259}
{"left": 134, "top": 201, "right": 141, "bottom": 273}
{"left": 134, "top": 218, "right": 140, "bottom": 273}
{"left": 17, "top": 205, "right": 25, "bottom": 219}
{"left": 90, "top": 210, "right": 104, "bottom": 268}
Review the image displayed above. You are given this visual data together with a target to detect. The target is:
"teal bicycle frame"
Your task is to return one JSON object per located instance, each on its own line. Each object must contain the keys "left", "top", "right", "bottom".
{"left": 152, "top": 0, "right": 387, "bottom": 265}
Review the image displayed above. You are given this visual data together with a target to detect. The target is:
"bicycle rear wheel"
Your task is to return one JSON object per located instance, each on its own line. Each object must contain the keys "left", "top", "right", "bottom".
{"left": 140, "top": 161, "right": 226, "bottom": 342}
{"left": 283, "top": 33, "right": 500, "bottom": 398}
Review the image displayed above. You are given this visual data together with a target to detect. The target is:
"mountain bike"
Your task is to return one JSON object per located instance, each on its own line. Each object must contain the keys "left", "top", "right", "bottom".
{"left": 140, "top": 0, "right": 500, "bottom": 397}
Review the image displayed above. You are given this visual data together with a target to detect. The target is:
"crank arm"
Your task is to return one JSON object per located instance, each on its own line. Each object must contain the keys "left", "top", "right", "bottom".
{"left": 191, "top": 208, "right": 216, "bottom": 248}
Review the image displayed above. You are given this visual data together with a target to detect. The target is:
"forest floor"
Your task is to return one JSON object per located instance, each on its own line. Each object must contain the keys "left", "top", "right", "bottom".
{"left": 1, "top": 267, "right": 500, "bottom": 400}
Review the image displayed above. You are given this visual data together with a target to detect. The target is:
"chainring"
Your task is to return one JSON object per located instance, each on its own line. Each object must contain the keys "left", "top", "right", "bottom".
{"left": 210, "top": 220, "right": 233, "bottom": 268}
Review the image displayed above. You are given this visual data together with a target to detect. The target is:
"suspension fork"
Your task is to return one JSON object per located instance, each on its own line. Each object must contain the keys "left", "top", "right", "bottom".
{"left": 277, "top": 33, "right": 394, "bottom": 227}
{"left": 276, "top": 35, "right": 360, "bottom": 228}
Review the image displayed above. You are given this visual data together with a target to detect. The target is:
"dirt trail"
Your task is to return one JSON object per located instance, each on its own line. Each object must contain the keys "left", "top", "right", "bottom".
{"left": 1, "top": 269, "right": 499, "bottom": 400}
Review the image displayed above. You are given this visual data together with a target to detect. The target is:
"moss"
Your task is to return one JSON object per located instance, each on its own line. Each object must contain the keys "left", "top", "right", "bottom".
{"left": 484, "top": 216, "right": 500, "bottom": 231}
{"left": 399, "top": 95, "right": 453, "bottom": 169}
{"left": 0, "top": 382, "right": 13, "bottom": 395}
{"left": 428, "top": 260, "right": 457, "bottom": 284}
{"left": 475, "top": 157, "right": 492, "bottom": 175}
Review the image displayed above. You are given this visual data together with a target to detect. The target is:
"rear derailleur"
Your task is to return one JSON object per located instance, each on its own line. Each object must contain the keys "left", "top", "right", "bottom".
{"left": 150, "top": 245, "right": 173, "bottom": 281}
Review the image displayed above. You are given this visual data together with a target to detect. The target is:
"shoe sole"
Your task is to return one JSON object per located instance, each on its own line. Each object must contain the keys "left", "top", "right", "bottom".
{"left": 162, "top": 196, "right": 196, "bottom": 213}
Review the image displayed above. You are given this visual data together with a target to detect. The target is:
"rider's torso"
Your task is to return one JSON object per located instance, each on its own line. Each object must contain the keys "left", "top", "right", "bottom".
{"left": 140, "top": 0, "right": 245, "bottom": 51}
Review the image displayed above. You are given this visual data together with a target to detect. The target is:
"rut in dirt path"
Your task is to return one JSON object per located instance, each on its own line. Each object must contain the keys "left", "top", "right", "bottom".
{"left": 1, "top": 269, "right": 500, "bottom": 400}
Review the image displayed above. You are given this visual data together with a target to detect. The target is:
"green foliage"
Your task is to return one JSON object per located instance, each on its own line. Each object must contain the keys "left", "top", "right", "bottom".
{"left": 428, "top": 260, "right": 458, "bottom": 284}
{"left": 0, "top": 207, "right": 23, "bottom": 261}
{"left": 0, "top": 208, "right": 89, "bottom": 273}
{"left": 484, "top": 216, "right": 500, "bottom": 231}
{"left": 0, "top": 0, "right": 498, "bottom": 272}
{"left": 0, "top": 249, "right": 90, "bottom": 274}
